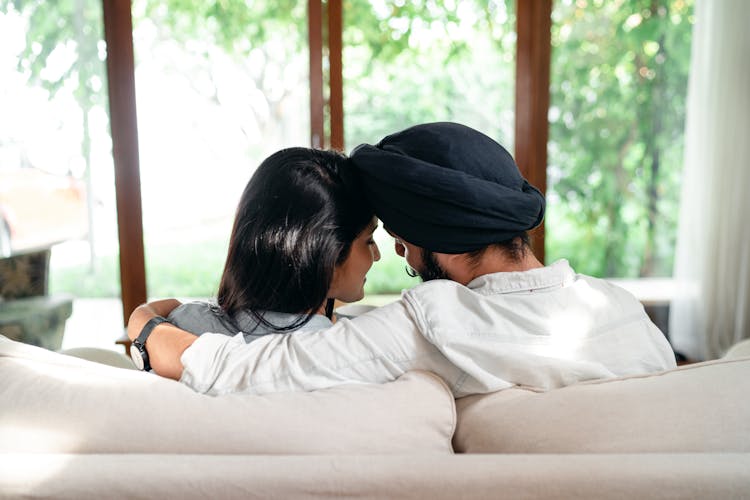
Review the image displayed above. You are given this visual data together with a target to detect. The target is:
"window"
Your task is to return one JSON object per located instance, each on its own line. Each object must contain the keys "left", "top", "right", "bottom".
{"left": 546, "top": 0, "right": 694, "bottom": 278}
{"left": 4, "top": 1, "right": 699, "bottom": 347}
{"left": 342, "top": 0, "right": 517, "bottom": 295}
{"left": 0, "top": 1, "right": 122, "bottom": 348}
{"left": 131, "top": 0, "right": 310, "bottom": 298}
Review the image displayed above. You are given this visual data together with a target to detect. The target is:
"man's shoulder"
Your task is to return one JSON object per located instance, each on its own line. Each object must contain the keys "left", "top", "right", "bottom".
{"left": 402, "top": 279, "right": 464, "bottom": 299}
{"left": 400, "top": 280, "right": 471, "bottom": 320}
{"left": 574, "top": 272, "right": 642, "bottom": 302}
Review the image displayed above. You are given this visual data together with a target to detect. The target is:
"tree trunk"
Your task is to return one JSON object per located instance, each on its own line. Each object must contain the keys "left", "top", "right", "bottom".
{"left": 639, "top": 27, "right": 667, "bottom": 277}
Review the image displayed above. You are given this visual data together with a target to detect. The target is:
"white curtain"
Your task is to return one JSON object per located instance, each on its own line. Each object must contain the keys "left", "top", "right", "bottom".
{"left": 669, "top": 0, "right": 750, "bottom": 360}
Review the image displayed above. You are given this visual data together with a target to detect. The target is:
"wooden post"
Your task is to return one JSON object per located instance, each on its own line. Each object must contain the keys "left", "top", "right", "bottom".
{"left": 327, "top": 0, "right": 344, "bottom": 151}
{"left": 515, "top": 0, "right": 552, "bottom": 263}
{"left": 308, "top": 0, "right": 325, "bottom": 149}
{"left": 101, "top": 0, "right": 147, "bottom": 336}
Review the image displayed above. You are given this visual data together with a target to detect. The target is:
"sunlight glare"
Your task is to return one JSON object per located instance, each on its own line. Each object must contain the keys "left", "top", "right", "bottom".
{"left": 539, "top": 310, "right": 593, "bottom": 360}
{"left": 0, "top": 453, "right": 73, "bottom": 491}
{"left": 573, "top": 280, "right": 609, "bottom": 310}
{"left": 0, "top": 424, "right": 81, "bottom": 455}
{"left": 536, "top": 281, "right": 608, "bottom": 359}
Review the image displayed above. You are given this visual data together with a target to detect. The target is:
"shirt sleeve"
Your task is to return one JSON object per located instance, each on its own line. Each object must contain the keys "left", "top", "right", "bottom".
{"left": 179, "top": 299, "right": 448, "bottom": 395}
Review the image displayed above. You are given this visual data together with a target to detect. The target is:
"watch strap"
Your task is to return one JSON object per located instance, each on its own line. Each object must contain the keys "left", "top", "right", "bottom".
{"left": 132, "top": 316, "right": 169, "bottom": 371}
{"left": 136, "top": 316, "right": 169, "bottom": 345}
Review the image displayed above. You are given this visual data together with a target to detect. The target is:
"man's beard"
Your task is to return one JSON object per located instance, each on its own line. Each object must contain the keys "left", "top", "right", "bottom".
{"left": 406, "top": 248, "right": 450, "bottom": 282}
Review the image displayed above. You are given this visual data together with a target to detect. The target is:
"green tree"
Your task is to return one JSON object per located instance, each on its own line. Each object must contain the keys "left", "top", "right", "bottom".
{"left": 547, "top": 0, "right": 694, "bottom": 277}
{"left": 343, "top": 0, "right": 516, "bottom": 149}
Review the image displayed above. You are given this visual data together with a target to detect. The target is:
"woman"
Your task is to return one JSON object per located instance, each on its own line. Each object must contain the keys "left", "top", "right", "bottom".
{"left": 130, "top": 147, "right": 380, "bottom": 357}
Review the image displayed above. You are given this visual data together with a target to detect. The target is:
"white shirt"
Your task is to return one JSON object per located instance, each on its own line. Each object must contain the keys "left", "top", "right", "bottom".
{"left": 180, "top": 260, "right": 676, "bottom": 397}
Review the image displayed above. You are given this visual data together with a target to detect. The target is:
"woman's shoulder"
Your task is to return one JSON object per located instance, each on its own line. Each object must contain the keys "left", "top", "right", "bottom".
{"left": 169, "top": 301, "right": 222, "bottom": 321}
{"left": 168, "top": 301, "right": 239, "bottom": 336}
{"left": 234, "top": 310, "right": 333, "bottom": 336}
{"left": 169, "top": 302, "right": 335, "bottom": 339}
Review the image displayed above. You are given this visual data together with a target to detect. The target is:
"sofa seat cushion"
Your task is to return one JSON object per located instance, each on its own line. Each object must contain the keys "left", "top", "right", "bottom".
{"left": 2, "top": 453, "right": 749, "bottom": 500}
{"left": 454, "top": 356, "right": 750, "bottom": 453}
{"left": 0, "top": 336, "right": 455, "bottom": 454}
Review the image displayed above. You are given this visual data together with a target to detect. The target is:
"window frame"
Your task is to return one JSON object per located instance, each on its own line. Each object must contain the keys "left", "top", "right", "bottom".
{"left": 103, "top": 0, "right": 552, "bottom": 328}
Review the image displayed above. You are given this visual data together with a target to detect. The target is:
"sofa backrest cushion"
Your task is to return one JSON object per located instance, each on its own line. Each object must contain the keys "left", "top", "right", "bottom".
{"left": 724, "top": 339, "right": 750, "bottom": 359}
{"left": 0, "top": 336, "right": 455, "bottom": 454}
{"left": 454, "top": 356, "right": 750, "bottom": 453}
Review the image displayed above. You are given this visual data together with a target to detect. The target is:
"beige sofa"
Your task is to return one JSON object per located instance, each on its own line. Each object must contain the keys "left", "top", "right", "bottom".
{"left": 1, "top": 334, "right": 749, "bottom": 499}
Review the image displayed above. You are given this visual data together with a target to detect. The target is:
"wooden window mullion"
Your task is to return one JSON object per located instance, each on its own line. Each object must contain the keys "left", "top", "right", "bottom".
{"left": 102, "top": 0, "right": 147, "bottom": 330}
{"left": 515, "top": 0, "right": 552, "bottom": 263}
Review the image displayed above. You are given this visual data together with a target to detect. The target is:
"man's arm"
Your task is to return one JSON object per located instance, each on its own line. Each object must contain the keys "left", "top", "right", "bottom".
{"left": 127, "top": 300, "right": 196, "bottom": 380}
{"left": 177, "top": 300, "right": 455, "bottom": 396}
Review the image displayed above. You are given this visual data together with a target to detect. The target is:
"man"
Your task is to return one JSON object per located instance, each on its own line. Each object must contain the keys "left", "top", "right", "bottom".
{"left": 129, "top": 122, "right": 676, "bottom": 397}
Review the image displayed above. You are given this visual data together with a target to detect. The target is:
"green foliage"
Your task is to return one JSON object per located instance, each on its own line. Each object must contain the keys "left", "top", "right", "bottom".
{"left": 343, "top": 0, "right": 516, "bottom": 148}
{"left": 4, "top": 0, "right": 106, "bottom": 106}
{"left": 345, "top": 0, "right": 468, "bottom": 63}
{"left": 138, "top": 0, "right": 306, "bottom": 53}
{"left": 547, "top": 0, "right": 694, "bottom": 277}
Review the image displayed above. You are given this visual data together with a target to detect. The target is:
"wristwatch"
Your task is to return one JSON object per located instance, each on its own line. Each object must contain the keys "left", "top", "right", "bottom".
{"left": 130, "top": 316, "right": 169, "bottom": 371}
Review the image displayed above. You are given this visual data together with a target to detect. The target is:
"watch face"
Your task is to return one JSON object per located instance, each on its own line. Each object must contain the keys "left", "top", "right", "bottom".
{"left": 130, "top": 344, "right": 145, "bottom": 371}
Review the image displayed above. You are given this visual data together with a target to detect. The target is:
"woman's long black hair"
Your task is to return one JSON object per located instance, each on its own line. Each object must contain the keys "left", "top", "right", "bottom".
{"left": 217, "top": 147, "right": 373, "bottom": 331}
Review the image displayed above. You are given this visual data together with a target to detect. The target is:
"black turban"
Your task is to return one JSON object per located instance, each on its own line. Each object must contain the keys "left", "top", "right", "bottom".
{"left": 349, "top": 122, "right": 545, "bottom": 254}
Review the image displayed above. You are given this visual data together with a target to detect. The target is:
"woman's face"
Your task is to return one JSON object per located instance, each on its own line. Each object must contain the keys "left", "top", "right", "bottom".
{"left": 329, "top": 218, "right": 380, "bottom": 303}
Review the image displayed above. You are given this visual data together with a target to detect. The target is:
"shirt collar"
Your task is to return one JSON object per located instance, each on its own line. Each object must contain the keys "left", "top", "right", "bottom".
{"left": 465, "top": 259, "right": 576, "bottom": 294}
